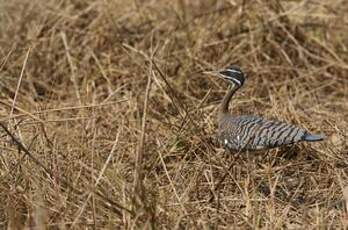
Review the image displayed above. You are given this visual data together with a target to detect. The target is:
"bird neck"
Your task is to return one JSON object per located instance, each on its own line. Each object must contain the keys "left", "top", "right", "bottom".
{"left": 220, "top": 84, "right": 240, "bottom": 115}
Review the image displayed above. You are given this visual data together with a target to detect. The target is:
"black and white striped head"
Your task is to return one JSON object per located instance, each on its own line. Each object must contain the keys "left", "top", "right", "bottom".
{"left": 205, "top": 65, "right": 245, "bottom": 87}
{"left": 218, "top": 65, "right": 245, "bottom": 87}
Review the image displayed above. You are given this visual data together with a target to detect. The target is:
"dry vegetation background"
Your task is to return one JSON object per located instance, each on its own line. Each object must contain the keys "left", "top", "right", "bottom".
{"left": 0, "top": 0, "right": 348, "bottom": 229}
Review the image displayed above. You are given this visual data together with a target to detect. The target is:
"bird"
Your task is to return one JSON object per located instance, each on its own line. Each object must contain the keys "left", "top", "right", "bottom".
{"left": 204, "top": 65, "right": 324, "bottom": 152}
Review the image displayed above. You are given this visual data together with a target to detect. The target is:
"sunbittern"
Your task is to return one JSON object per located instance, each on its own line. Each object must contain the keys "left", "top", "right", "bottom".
{"left": 205, "top": 65, "right": 324, "bottom": 152}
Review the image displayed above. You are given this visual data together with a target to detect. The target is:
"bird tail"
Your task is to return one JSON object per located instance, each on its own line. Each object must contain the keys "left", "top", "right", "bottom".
{"left": 302, "top": 133, "right": 325, "bottom": 142}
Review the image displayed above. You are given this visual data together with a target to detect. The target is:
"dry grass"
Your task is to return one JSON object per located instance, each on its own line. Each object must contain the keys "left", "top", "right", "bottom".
{"left": 1, "top": 0, "right": 348, "bottom": 228}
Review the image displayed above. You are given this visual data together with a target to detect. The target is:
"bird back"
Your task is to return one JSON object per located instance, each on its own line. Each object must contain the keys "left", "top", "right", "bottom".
{"left": 218, "top": 115, "right": 311, "bottom": 151}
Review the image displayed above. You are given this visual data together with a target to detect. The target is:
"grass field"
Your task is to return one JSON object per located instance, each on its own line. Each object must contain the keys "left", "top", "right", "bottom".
{"left": 1, "top": 0, "right": 348, "bottom": 228}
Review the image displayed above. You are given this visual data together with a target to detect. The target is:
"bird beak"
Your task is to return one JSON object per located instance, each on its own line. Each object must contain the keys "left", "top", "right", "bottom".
{"left": 203, "top": 70, "right": 221, "bottom": 77}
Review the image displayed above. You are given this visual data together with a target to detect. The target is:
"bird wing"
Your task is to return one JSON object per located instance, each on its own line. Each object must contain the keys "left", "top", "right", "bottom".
{"left": 234, "top": 115, "right": 306, "bottom": 150}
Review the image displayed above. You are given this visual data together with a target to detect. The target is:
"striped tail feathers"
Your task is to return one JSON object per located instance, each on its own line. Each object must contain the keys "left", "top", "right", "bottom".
{"left": 302, "top": 133, "right": 325, "bottom": 142}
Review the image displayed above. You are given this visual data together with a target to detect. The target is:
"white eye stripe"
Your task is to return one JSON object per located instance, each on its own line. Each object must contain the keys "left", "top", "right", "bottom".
{"left": 221, "top": 75, "right": 242, "bottom": 86}
{"left": 226, "top": 77, "right": 241, "bottom": 86}
{"left": 225, "top": 69, "right": 242, "bottom": 74}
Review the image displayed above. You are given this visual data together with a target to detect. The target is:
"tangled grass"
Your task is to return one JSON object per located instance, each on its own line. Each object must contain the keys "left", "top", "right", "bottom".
{"left": 0, "top": 0, "right": 348, "bottom": 228}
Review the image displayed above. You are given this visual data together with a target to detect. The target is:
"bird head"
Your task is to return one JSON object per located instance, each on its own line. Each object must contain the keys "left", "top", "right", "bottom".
{"left": 204, "top": 65, "right": 245, "bottom": 88}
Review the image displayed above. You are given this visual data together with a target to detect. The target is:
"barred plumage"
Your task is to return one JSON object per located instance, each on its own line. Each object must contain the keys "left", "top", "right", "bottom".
{"left": 205, "top": 66, "right": 324, "bottom": 152}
